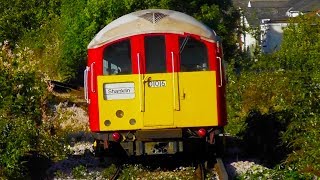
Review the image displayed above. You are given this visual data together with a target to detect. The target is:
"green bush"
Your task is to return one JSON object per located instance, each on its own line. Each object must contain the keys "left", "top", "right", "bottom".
{"left": 0, "top": 117, "right": 37, "bottom": 177}
{"left": 0, "top": 43, "right": 41, "bottom": 177}
{"left": 0, "top": 0, "right": 62, "bottom": 49}
{"left": 226, "top": 14, "right": 320, "bottom": 177}
{"left": 72, "top": 165, "right": 87, "bottom": 179}
{"left": 227, "top": 70, "right": 320, "bottom": 177}
{"left": 0, "top": 43, "right": 65, "bottom": 178}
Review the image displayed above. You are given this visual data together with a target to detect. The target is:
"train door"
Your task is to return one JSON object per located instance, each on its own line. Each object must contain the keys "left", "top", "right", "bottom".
{"left": 97, "top": 38, "right": 143, "bottom": 131}
{"left": 143, "top": 35, "right": 175, "bottom": 127}
{"left": 175, "top": 36, "right": 218, "bottom": 126}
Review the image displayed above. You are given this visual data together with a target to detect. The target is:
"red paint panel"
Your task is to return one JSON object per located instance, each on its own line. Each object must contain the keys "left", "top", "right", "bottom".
{"left": 165, "top": 34, "right": 179, "bottom": 72}
{"left": 205, "top": 42, "right": 226, "bottom": 126}
{"left": 131, "top": 35, "right": 146, "bottom": 74}
{"left": 212, "top": 42, "right": 227, "bottom": 127}
{"left": 87, "top": 48, "right": 101, "bottom": 132}
{"left": 131, "top": 36, "right": 139, "bottom": 74}
{"left": 205, "top": 42, "right": 217, "bottom": 71}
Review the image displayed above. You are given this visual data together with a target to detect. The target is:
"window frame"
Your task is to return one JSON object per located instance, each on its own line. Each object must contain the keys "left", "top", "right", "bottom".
{"left": 144, "top": 34, "right": 167, "bottom": 74}
{"left": 102, "top": 38, "right": 133, "bottom": 76}
{"left": 178, "top": 35, "right": 210, "bottom": 72}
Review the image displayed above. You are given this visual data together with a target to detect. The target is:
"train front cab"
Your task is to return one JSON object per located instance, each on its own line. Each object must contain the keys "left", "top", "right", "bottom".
{"left": 85, "top": 33, "right": 227, "bottom": 156}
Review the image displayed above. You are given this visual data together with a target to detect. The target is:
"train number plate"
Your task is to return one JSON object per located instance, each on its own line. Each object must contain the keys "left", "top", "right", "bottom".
{"left": 148, "top": 80, "right": 166, "bottom": 88}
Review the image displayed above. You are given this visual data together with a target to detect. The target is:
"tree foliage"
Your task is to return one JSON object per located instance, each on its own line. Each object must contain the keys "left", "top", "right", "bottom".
{"left": 0, "top": 43, "right": 42, "bottom": 177}
{"left": 0, "top": 0, "right": 241, "bottom": 178}
{"left": 1, "top": 0, "right": 319, "bottom": 178}
{"left": 226, "top": 14, "right": 320, "bottom": 177}
{"left": 277, "top": 15, "right": 320, "bottom": 72}
{"left": 0, "top": 0, "right": 61, "bottom": 44}
{"left": 58, "top": 0, "right": 239, "bottom": 82}
{"left": 0, "top": 43, "right": 65, "bottom": 178}
{"left": 0, "top": 0, "right": 240, "bottom": 82}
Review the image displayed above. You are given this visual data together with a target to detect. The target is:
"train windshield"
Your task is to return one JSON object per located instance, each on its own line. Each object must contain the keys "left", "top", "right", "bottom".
{"left": 103, "top": 39, "right": 132, "bottom": 75}
{"left": 179, "top": 37, "right": 208, "bottom": 72}
{"left": 145, "top": 36, "right": 166, "bottom": 73}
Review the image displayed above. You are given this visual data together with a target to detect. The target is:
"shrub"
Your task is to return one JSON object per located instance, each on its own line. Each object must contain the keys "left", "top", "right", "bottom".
{"left": 226, "top": 14, "right": 320, "bottom": 177}
{"left": 0, "top": 42, "right": 65, "bottom": 178}
{"left": 72, "top": 165, "right": 87, "bottom": 179}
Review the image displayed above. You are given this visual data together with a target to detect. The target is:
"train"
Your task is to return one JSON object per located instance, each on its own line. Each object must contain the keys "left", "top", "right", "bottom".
{"left": 84, "top": 9, "right": 227, "bottom": 156}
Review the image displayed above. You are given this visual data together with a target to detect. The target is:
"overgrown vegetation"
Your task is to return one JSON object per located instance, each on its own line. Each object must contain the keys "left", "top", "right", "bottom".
{"left": 0, "top": 0, "right": 238, "bottom": 178}
{"left": 1, "top": 0, "right": 319, "bottom": 178}
{"left": 0, "top": 0, "right": 239, "bottom": 83}
{"left": 226, "top": 14, "right": 320, "bottom": 178}
{"left": 0, "top": 43, "right": 65, "bottom": 178}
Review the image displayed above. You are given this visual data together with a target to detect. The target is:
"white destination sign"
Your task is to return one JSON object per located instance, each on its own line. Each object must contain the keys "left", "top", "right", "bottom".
{"left": 104, "top": 82, "right": 135, "bottom": 100}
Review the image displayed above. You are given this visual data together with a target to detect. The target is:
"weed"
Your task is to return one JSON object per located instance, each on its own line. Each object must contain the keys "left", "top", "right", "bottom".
{"left": 72, "top": 165, "right": 87, "bottom": 179}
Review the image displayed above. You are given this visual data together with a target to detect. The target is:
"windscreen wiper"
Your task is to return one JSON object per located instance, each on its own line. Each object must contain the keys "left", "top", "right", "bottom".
{"left": 179, "top": 36, "right": 190, "bottom": 53}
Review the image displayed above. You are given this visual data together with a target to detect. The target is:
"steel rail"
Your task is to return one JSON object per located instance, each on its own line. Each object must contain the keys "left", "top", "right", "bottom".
{"left": 110, "top": 165, "right": 122, "bottom": 180}
{"left": 194, "top": 162, "right": 205, "bottom": 180}
{"left": 215, "top": 158, "right": 229, "bottom": 180}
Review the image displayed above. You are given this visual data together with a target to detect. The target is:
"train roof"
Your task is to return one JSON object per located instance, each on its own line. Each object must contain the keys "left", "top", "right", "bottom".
{"left": 88, "top": 9, "right": 217, "bottom": 49}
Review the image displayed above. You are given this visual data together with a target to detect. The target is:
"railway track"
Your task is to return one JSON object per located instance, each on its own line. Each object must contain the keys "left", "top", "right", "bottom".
{"left": 215, "top": 158, "right": 229, "bottom": 180}
{"left": 105, "top": 156, "right": 229, "bottom": 180}
{"left": 57, "top": 131, "right": 229, "bottom": 179}
{"left": 195, "top": 162, "right": 205, "bottom": 179}
{"left": 110, "top": 164, "right": 122, "bottom": 180}
{"left": 194, "top": 158, "right": 229, "bottom": 180}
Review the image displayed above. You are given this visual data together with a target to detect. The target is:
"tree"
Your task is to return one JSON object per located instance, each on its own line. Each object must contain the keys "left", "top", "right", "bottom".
{"left": 58, "top": 0, "right": 239, "bottom": 82}
{"left": 0, "top": 43, "right": 43, "bottom": 177}
{"left": 0, "top": 0, "right": 61, "bottom": 44}
{"left": 226, "top": 14, "right": 320, "bottom": 176}
{"left": 276, "top": 15, "right": 320, "bottom": 175}
{"left": 276, "top": 15, "right": 320, "bottom": 72}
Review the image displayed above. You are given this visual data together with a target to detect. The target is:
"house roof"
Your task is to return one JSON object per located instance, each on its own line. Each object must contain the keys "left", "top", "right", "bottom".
{"left": 249, "top": 0, "right": 288, "bottom": 8}
{"left": 233, "top": 0, "right": 320, "bottom": 26}
{"left": 288, "top": 0, "right": 320, "bottom": 12}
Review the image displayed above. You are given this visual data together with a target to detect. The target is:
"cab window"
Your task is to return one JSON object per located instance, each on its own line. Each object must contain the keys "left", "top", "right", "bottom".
{"left": 103, "top": 39, "right": 132, "bottom": 75}
{"left": 145, "top": 36, "right": 166, "bottom": 73}
{"left": 179, "top": 36, "right": 209, "bottom": 72}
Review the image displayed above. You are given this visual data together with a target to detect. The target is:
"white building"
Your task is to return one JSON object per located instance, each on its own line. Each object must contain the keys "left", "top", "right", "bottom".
{"left": 260, "top": 19, "right": 288, "bottom": 53}
{"left": 233, "top": 0, "right": 320, "bottom": 54}
{"left": 239, "top": 10, "right": 258, "bottom": 54}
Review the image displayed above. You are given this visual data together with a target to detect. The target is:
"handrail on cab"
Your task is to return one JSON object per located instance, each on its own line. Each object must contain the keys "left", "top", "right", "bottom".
{"left": 217, "top": 57, "right": 223, "bottom": 88}
{"left": 137, "top": 53, "right": 144, "bottom": 112}
{"left": 84, "top": 66, "right": 90, "bottom": 104}
{"left": 171, "top": 51, "right": 180, "bottom": 111}
{"left": 90, "top": 62, "right": 96, "bottom": 93}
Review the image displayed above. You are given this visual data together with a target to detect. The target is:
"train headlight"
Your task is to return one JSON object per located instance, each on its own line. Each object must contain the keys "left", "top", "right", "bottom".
{"left": 116, "top": 110, "right": 124, "bottom": 118}
{"left": 104, "top": 120, "right": 111, "bottom": 126}
{"left": 129, "top": 118, "right": 136, "bottom": 125}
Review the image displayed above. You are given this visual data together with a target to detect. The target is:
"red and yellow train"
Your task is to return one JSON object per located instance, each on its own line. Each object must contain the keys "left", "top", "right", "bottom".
{"left": 84, "top": 9, "right": 227, "bottom": 156}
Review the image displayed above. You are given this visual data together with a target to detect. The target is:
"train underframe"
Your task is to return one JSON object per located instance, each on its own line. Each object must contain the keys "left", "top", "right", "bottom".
{"left": 93, "top": 127, "right": 224, "bottom": 157}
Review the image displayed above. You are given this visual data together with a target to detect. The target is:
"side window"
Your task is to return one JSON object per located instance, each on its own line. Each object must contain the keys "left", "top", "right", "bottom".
{"left": 179, "top": 36, "right": 209, "bottom": 72}
{"left": 103, "top": 39, "right": 132, "bottom": 75}
{"left": 145, "top": 36, "right": 166, "bottom": 73}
